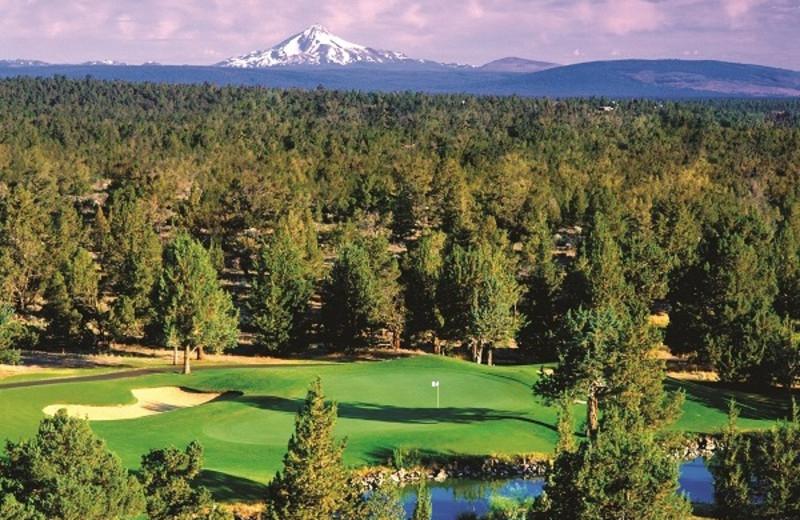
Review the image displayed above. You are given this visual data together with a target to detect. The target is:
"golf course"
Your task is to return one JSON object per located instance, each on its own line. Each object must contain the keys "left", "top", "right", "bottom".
{"left": 0, "top": 354, "right": 793, "bottom": 502}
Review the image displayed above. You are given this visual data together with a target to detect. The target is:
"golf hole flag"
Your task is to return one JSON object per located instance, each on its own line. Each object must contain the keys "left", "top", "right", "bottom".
{"left": 431, "top": 380, "right": 439, "bottom": 387}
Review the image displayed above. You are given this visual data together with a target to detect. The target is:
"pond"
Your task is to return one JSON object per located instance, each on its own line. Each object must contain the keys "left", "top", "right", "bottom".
{"left": 399, "top": 457, "right": 714, "bottom": 519}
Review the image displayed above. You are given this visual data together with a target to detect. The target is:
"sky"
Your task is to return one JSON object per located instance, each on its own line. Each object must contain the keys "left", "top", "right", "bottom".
{"left": 1, "top": 0, "right": 798, "bottom": 70}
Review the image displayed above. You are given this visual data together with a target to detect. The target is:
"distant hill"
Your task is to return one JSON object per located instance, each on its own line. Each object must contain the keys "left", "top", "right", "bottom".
{"left": 0, "top": 59, "right": 50, "bottom": 67}
{"left": 1, "top": 59, "right": 798, "bottom": 98}
{"left": 480, "top": 57, "right": 559, "bottom": 73}
{"left": 512, "top": 59, "right": 800, "bottom": 97}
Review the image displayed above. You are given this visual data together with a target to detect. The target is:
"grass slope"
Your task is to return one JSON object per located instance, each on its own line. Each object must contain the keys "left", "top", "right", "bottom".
{"left": 0, "top": 355, "right": 794, "bottom": 501}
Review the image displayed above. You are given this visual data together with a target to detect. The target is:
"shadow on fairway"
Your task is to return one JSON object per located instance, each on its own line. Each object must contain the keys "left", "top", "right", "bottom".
{"left": 236, "top": 395, "right": 556, "bottom": 430}
{"left": 195, "top": 469, "right": 267, "bottom": 502}
{"left": 667, "top": 378, "right": 797, "bottom": 422}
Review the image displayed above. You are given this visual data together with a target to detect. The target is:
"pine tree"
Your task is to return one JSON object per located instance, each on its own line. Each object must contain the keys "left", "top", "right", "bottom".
{"left": 102, "top": 185, "right": 162, "bottom": 337}
{"left": 754, "top": 401, "right": 800, "bottom": 520}
{"left": 540, "top": 414, "right": 691, "bottom": 520}
{"left": 0, "top": 303, "right": 21, "bottom": 365}
{"left": 402, "top": 231, "right": 446, "bottom": 350}
{"left": 568, "top": 416, "right": 691, "bottom": 520}
{"left": 249, "top": 225, "right": 314, "bottom": 352}
{"left": 264, "top": 378, "right": 355, "bottom": 520}
{"left": 580, "top": 210, "right": 633, "bottom": 311}
{"left": 438, "top": 225, "right": 522, "bottom": 364}
{"left": 535, "top": 304, "right": 679, "bottom": 439}
{"left": 670, "top": 211, "right": 780, "bottom": 383}
{"left": 41, "top": 270, "right": 87, "bottom": 348}
{"left": 140, "top": 441, "right": 231, "bottom": 520}
{"left": 519, "top": 211, "right": 564, "bottom": 359}
{"left": 322, "top": 235, "right": 404, "bottom": 349}
{"left": 0, "top": 409, "right": 144, "bottom": 519}
{"left": 153, "top": 232, "right": 238, "bottom": 373}
{"left": 710, "top": 401, "right": 754, "bottom": 520}
{"left": 0, "top": 186, "right": 51, "bottom": 311}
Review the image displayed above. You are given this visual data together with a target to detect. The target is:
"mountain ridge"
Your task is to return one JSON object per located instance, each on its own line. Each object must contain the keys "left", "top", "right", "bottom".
{"left": 480, "top": 57, "right": 560, "bottom": 73}
{"left": 1, "top": 58, "right": 799, "bottom": 98}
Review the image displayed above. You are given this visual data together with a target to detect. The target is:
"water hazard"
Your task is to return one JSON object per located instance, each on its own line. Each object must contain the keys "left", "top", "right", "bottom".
{"left": 399, "top": 457, "right": 714, "bottom": 519}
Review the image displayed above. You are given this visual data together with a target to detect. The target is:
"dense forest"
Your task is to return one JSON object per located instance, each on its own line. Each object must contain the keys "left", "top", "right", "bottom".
{"left": 0, "top": 76, "right": 799, "bottom": 389}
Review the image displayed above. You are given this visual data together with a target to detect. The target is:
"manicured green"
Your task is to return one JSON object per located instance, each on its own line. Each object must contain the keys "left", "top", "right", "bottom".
{"left": 668, "top": 378, "right": 796, "bottom": 433}
{"left": 0, "top": 356, "right": 795, "bottom": 502}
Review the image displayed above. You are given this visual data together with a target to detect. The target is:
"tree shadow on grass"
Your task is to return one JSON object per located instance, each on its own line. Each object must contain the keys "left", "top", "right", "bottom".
{"left": 236, "top": 395, "right": 556, "bottom": 431}
{"left": 194, "top": 469, "right": 267, "bottom": 503}
{"left": 666, "top": 378, "right": 797, "bottom": 423}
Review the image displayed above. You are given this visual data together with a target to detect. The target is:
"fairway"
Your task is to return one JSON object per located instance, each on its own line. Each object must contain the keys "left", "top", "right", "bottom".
{"left": 0, "top": 355, "right": 794, "bottom": 502}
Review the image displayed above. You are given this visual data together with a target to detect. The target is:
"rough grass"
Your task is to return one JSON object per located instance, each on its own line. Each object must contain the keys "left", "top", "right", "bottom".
{"left": 0, "top": 355, "right": 795, "bottom": 502}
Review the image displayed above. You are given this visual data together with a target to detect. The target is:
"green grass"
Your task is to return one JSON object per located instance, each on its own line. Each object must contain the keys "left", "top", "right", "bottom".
{"left": 669, "top": 377, "right": 797, "bottom": 432}
{"left": 0, "top": 355, "right": 795, "bottom": 502}
{"left": 0, "top": 356, "right": 556, "bottom": 500}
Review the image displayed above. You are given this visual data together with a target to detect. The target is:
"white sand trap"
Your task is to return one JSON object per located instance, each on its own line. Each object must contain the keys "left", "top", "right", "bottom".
{"left": 43, "top": 387, "right": 221, "bottom": 421}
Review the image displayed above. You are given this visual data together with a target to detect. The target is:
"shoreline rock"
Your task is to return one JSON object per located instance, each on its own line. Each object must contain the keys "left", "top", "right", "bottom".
{"left": 356, "top": 435, "right": 721, "bottom": 490}
{"left": 356, "top": 455, "right": 550, "bottom": 491}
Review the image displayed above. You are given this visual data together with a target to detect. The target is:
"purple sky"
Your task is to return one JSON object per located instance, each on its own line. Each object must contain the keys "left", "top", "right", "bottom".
{"left": 1, "top": 0, "right": 798, "bottom": 70}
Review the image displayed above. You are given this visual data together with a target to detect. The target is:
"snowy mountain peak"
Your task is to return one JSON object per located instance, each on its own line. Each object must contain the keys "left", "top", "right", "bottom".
{"left": 218, "top": 25, "right": 417, "bottom": 68}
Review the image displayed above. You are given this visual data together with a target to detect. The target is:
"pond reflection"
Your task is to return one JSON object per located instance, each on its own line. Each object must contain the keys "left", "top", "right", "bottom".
{"left": 399, "top": 458, "right": 713, "bottom": 519}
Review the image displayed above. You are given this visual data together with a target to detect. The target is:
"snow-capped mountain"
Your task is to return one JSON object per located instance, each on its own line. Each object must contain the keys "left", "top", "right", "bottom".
{"left": 218, "top": 24, "right": 423, "bottom": 68}
{"left": 81, "top": 60, "right": 128, "bottom": 66}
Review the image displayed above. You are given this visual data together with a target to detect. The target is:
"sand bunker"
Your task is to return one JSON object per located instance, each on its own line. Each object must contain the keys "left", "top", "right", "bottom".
{"left": 43, "top": 387, "right": 221, "bottom": 421}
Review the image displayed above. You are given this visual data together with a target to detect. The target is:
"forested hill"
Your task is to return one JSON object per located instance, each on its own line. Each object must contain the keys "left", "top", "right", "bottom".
{"left": 0, "top": 77, "right": 799, "bottom": 387}
{"left": 1, "top": 59, "right": 799, "bottom": 98}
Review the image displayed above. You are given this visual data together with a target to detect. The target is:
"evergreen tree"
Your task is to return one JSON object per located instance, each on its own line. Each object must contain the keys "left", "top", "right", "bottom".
{"left": 710, "top": 402, "right": 755, "bottom": 520}
{"left": 669, "top": 211, "right": 780, "bottom": 383}
{"left": 0, "top": 409, "right": 144, "bottom": 519}
{"left": 140, "top": 441, "right": 231, "bottom": 520}
{"left": 535, "top": 305, "right": 689, "bottom": 520}
{"left": 322, "top": 235, "right": 404, "bottom": 349}
{"left": 711, "top": 400, "right": 800, "bottom": 520}
{"left": 264, "top": 378, "right": 355, "bottom": 520}
{"left": 774, "top": 202, "right": 800, "bottom": 320}
{"left": 438, "top": 225, "right": 522, "bottom": 364}
{"left": 539, "top": 414, "right": 691, "bottom": 520}
{"left": 41, "top": 270, "right": 87, "bottom": 348}
{"left": 0, "top": 186, "right": 51, "bottom": 311}
{"left": 102, "top": 185, "right": 162, "bottom": 338}
{"left": 535, "top": 304, "right": 681, "bottom": 440}
{"left": 0, "top": 303, "right": 21, "bottom": 365}
{"left": 65, "top": 248, "right": 100, "bottom": 319}
{"left": 402, "top": 230, "right": 446, "bottom": 350}
{"left": 753, "top": 401, "right": 800, "bottom": 520}
{"left": 518, "top": 211, "right": 564, "bottom": 359}
{"left": 580, "top": 211, "right": 633, "bottom": 311}
{"left": 153, "top": 232, "right": 238, "bottom": 374}
{"left": 249, "top": 225, "right": 315, "bottom": 353}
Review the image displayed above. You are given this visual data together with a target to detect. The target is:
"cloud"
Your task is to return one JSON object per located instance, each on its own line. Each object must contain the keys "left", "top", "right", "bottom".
{"left": 0, "top": 0, "right": 796, "bottom": 69}
{"left": 721, "top": 0, "right": 763, "bottom": 19}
